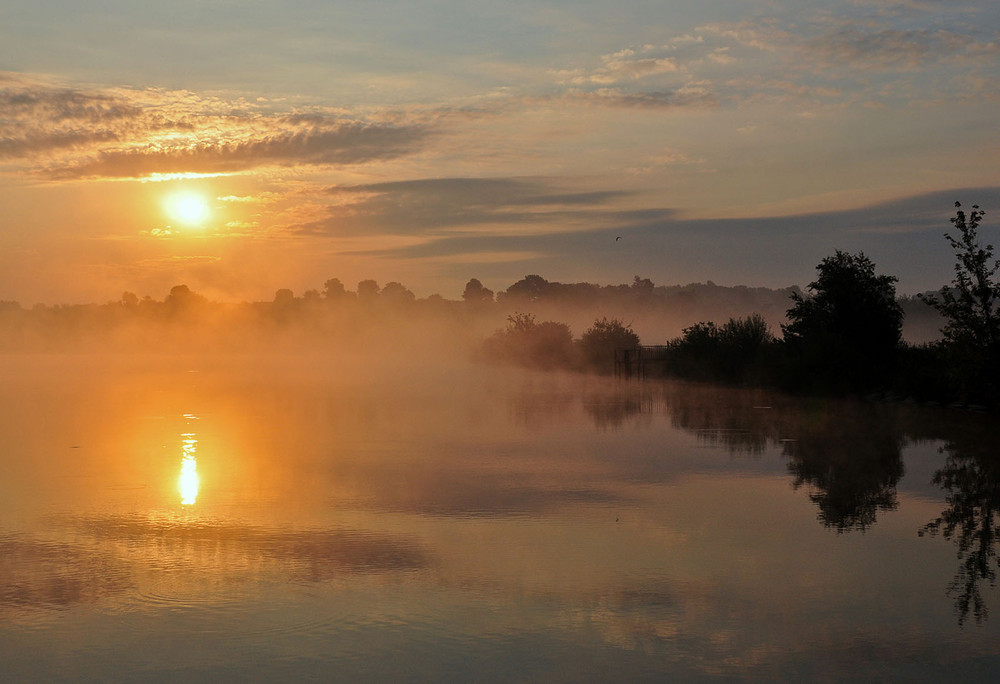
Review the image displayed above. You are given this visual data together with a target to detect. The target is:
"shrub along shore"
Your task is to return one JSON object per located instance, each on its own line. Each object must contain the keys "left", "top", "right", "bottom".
{"left": 484, "top": 204, "right": 999, "bottom": 409}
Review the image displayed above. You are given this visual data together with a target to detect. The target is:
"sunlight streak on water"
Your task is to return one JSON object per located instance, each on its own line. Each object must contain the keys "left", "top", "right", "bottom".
{"left": 179, "top": 432, "right": 199, "bottom": 506}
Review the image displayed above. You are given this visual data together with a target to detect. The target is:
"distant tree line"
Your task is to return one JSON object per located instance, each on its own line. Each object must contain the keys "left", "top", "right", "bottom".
{"left": 0, "top": 271, "right": 806, "bottom": 353}
{"left": 475, "top": 203, "right": 999, "bottom": 407}
{"left": 0, "top": 203, "right": 991, "bottom": 405}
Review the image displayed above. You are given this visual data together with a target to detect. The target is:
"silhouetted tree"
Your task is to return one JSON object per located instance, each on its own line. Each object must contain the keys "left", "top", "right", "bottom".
{"left": 481, "top": 312, "right": 576, "bottom": 369}
{"left": 462, "top": 278, "right": 494, "bottom": 304}
{"left": 381, "top": 281, "right": 415, "bottom": 303}
{"left": 323, "top": 278, "right": 347, "bottom": 299}
{"left": 716, "top": 313, "right": 774, "bottom": 382}
{"left": 580, "top": 317, "right": 640, "bottom": 373}
{"left": 532, "top": 321, "right": 575, "bottom": 367}
{"left": 920, "top": 202, "right": 1000, "bottom": 405}
{"left": 164, "top": 284, "right": 207, "bottom": 315}
{"left": 631, "top": 276, "right": 654, "bottom": 293}
{"left": 665, "top": 321, "right": 721, "bottom": 381}
{"left": 665, "top": 314, "right": 774, "bottom": 384}
{"left": 782, "top": 251, "right": 902, "bottom": 393}
{"left": 502, "top": 275, "right": 549, "bottom": 302}
{"left": 273, "top": 288, "right": 295, "bottom": 306}
{"left": 271, "top": 288, "right": 297, "bottom": 322}
{"left": 506, "top": 312, "right": 536, "bottom": 334}
{"left": 357, "top": 279, "right": 380, "bottom": 299}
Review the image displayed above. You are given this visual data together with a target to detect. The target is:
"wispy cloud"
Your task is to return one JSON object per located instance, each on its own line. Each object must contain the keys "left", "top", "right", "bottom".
{"left": 585, "top": 48, "right": 681, "bottom": 84}
{"left": 695, "top": 22, "right": 791, "bottom": 53}
{"left": 806, "top": 27, "right": 997, "bottom": 70}
{"left": 345, "top": 187, "right": 1000, "bottom": 293}
{"left": 217, "top": 193, "right": 280, "bottom": 204}
{"left": 0, "top": 73, "right": 430, "bottom": 180}
{"left": 48, "top": 123, "right": 429, "bottom": 180}
{"left": 294, "top": 177, "right": 631, "bottom": 237}
{"left": 560, "top": 85, "right": 717, "bottom": 109}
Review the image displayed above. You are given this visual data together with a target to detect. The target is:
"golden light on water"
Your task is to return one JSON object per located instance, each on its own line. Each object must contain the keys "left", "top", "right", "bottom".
{"left": 179, "top": 432, "right": 200, "bottom": 505}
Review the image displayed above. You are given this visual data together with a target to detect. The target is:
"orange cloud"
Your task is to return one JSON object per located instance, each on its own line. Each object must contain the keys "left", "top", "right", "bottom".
{"left": 0, "top": 73, "right": 429, "bottom": 180}
{"left": 48, "top": 124, "right": 429, "bottom": 179}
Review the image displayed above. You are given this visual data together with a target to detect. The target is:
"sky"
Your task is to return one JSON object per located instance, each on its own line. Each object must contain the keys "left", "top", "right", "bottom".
{"left": 1, "top": 0, "right": 999, "bottom": 304}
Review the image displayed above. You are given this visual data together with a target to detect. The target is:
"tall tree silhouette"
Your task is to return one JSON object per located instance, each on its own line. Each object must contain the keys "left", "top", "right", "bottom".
{"left": 782, "top": 251, "right": 902, "bottom": 393}
{"left": 920, "top": 202, "right": 1000, "bottom": 405}
{"left": 462, "top": 278, "right": 494, "bottom": 304}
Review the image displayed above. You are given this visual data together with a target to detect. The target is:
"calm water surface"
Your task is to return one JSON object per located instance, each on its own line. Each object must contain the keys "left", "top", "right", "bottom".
{"left": 2, "top": 354, "right": 1000, "bottom": 682}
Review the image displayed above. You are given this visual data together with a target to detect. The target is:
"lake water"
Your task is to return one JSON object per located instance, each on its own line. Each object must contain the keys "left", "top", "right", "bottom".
{"left": 2, "top": 353, "right": 1000, "bottom": 682}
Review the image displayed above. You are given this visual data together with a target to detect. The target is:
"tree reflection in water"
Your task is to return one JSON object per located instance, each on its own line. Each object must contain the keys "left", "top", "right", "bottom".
{"left": 656, "top": 383, "right": 906, "bottom": 532}
{"left": 576, "top": 379, "right": 1000, "bottom": 624}
{"left": 920, "top": 422, "right": 1000, "bottom": 625}
{"left": 782, "top": 404, "right": 904, "bottom": 533}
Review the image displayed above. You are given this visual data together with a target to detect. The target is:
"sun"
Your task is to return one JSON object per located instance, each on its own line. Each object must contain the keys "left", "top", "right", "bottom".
{"left": 164, "top": 191, "right": 211, "bottom": 227}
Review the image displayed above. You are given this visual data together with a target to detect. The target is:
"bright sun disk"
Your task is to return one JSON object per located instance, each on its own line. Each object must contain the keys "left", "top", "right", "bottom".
{"left": 165, "top": 192, "right": 211, "bottom": 226}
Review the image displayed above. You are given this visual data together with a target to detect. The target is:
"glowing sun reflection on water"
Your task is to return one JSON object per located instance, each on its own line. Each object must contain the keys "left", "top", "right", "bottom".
{"left": 179, "top": 427, "right": 200, "bottom": 506}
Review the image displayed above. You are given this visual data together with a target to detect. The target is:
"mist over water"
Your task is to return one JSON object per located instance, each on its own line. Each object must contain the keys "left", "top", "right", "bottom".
{"left": 1, "top": 344, "right": 999, "bottom": 681}
{"left": 0, "top": 275, "right": 946, "bottom": 361}
{"left": 2, "top": 0, "right": 996, "bottom": 675}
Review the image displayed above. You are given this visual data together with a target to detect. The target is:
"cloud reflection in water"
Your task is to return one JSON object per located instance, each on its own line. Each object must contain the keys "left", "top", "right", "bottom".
{"left": 0, "top": 515, "right": 431, "bottom": 614}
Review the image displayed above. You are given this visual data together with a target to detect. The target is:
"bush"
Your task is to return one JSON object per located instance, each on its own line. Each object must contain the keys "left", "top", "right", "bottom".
{"left": 666, "top": 314, "right": 774, "bottom": 384}
{"left": 481, "top": 313, "right": 577, "bottom": 370}
{"left": 579, "top": 317, "right": 640, "bottom": 373}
